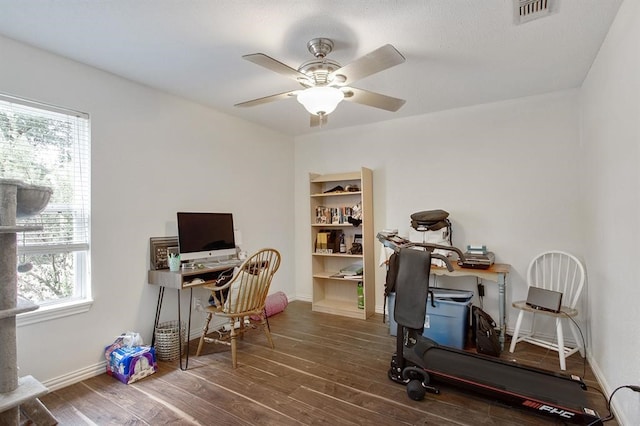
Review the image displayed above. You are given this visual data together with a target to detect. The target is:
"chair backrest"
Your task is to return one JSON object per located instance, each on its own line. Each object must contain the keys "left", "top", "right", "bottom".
{"left": 224, "top": 248, "right": 281, "bottom": 314}
{"left": 527, "top": 251, "right": 585, "bottom": 309}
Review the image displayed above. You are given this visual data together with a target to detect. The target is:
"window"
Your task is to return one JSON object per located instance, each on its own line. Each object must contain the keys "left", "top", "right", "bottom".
{"left": 0, "top": 93, "right": 91, "bottom": 322}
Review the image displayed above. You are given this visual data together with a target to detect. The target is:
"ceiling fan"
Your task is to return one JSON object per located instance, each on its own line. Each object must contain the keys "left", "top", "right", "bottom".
{"left": 235, "top": 38, "right": 406, "bottom": 127}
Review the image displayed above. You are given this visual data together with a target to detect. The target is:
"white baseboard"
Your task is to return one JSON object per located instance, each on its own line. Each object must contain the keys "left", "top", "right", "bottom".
{"left": 41, "top": 325, "right": 204, "bottom": 393}
{"left": 43, "top": 361, "right": 106, "bottom": 392}
{"left": 587, "top": 353, "right": 629, "bottom": 425}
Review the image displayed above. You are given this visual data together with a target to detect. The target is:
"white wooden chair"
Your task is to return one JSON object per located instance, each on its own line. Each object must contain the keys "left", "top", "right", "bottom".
{"left": 509, "top": 251, "right": 586, "bottom": 370}
{"left": 196, "top": 248, "right": 281, "bottom": 368}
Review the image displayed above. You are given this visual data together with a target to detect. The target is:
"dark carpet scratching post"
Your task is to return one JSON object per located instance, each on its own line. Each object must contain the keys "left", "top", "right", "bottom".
{"left": 394, "top": 248, "right": 432, "bottom": 330}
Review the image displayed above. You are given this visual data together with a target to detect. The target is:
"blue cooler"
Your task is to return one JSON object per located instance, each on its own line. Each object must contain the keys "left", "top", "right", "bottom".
{"left": 387, "top": 288, "right": 473, "bottom": 349}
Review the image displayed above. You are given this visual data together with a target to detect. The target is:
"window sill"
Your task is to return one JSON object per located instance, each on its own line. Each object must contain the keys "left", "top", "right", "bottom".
{"left": 17, "top": 298, "right": 94, "bottom": 327}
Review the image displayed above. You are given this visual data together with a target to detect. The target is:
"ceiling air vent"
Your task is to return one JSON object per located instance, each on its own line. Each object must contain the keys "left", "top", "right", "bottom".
{"left": 515, "top": 0, "right": 553, "bottom": 24}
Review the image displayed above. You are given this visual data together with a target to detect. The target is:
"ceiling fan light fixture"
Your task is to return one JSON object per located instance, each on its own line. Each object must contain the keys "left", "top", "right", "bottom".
{"left": 297, "top": 86, "right": 344, "bottom": 116}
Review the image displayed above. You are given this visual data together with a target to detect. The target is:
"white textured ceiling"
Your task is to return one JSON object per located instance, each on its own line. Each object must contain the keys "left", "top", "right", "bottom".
{"left": 0, "top": 0, "right": 623, "bottom": 136}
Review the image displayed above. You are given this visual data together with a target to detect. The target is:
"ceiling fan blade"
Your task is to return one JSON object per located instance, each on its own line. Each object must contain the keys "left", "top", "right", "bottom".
{"left": 342, "top": 87, "right": 406, "bottom": 112}
{"left": 329, "top": 44, "right": 405, "bottom": 86}
{"left": 243, "top": 53, "right": 310, "bottom": 83}
{"left": 234, "top": 90, "right": 299, "bottom": 108}
{"left": 310, "top": 113, "right": 328, "bottom": 128}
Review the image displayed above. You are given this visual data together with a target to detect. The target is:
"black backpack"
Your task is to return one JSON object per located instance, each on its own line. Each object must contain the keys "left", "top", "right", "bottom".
{"left": 383, "top": 252, "right": 400, "bottom": 323}
{"left": 385, "top": 252, "right": 399, "bottom": 296}
{"left": 471, "top": 306, "right": 501, "bottom": 357}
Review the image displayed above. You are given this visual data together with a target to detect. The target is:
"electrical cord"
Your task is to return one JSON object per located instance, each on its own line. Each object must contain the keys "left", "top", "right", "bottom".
{"left": 586, "top": 384, "right": 640, "bottom": 425}
{"left": 556, "top": 313, "right": 640, "bottom": 425}
{"left": 559, "top": 311, "right": 588, "bottom": 378}
{"left": 514, "top": 309, "right": 635, "bottom": 425}
{"left": 521, "top": 311, "right": 587, "bottom": 376}
{"left": 476, "top": 278, "right": 484, "bottom": 310}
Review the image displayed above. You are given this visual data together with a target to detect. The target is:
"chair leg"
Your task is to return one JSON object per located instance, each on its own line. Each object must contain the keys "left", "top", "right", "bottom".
{"left": 509, "top": 311, "right": 525, "bottom": 353}
{"left": 556, "top": 317, "right": 566, "bottom": 370}
{"left": 239, "top": 316, "right": 246, "bottom": 340}
{"left": 260, "top": 315, "right": 275, "bottom": 349}
{"left": 230, "top": 326, "right": 238, "bottom": 368}
{"left": 196, "top": 312, "right": 213, "bottom": 356}
{"left": 569, "top": 319, "right": 585, "bottom": 357}
{"left": 264, "top": 308, "right": 271, "bottom": 331}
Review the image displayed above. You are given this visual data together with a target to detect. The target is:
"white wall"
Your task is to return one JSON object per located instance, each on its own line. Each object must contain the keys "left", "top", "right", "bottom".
{"left": 580, "top": 0, "right": 640, "bottom": 424}
{"left": 292, "top": 4, "right": 640, "bottom": 422}
{"left": 295, "top": 90, "right": 584, "bottom": 329}
{"left": 3, "top": 4, "right": 638, "bottom": 421}
{"left": 1, "top": 35, "right": 295, "bottom": 386}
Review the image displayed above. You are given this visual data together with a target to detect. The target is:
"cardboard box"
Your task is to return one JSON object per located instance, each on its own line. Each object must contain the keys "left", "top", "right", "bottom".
{"left": 106, "top": 345, "right": 157, "bottom": 384}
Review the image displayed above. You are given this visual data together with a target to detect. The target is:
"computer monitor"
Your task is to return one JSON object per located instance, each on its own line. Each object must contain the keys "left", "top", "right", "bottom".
{"left": 176, "top": 212, "right": 236, "bottom": 263}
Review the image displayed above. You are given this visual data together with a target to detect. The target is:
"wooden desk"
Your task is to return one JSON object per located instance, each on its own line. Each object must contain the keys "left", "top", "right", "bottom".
{"left": 148, "top": 261, "right": 240, "bottom": 370}
{"left": 431, "top": 262, "right": 511, "bottom": 349}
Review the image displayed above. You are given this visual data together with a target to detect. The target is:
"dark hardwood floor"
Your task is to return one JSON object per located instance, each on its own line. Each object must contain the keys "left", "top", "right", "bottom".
{"left": 40, "top": 301, "right": 614, "bottom": 425}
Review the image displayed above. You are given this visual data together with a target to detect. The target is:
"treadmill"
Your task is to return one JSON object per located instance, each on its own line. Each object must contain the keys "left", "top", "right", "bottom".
{"left": 378, "top": 233, "right": 601, "bottom": 425}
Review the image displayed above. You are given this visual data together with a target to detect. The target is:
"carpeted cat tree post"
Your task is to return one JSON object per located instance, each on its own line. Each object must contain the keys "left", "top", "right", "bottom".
{"left": 0, "top": 179, "right": 57, "bottom": 425}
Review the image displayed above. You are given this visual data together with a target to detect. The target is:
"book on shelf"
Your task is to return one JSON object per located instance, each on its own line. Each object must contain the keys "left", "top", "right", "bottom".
{"left": 315, "top": 206, "right": 331, "bottom": 224}
{"left": 340, "top": 262, "right": 363, "bottom": 276}
{"left": 316, "top": 232, "right": 328, "bottom": 249}
{"left": 315, "top": 205, "right": 354, "bottom": 225}
{"left": 329, "top": 261, "right": 364, "bottom": 278}
{"left": 330, "top": 273, "right": 363, "bottom": 279}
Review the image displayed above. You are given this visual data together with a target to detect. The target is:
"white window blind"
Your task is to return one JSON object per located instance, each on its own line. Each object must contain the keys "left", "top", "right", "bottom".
{"left": 0, "top": 93, "right": 90, "bottom": 252}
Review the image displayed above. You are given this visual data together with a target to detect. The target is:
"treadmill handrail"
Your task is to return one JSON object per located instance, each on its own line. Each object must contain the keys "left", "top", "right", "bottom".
{"left": 431, "top": 253, "right": 454, "bottom": 272}
{"left": 377, "top": 232, "right": 467, "bottom": 268}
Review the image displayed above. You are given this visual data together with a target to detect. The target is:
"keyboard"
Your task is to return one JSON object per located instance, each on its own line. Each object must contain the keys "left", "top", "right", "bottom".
{"left": 201, "top": 259, "right": 240, "bottom": 268}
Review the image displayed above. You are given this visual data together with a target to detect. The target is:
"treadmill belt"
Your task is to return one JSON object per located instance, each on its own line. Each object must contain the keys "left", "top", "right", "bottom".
{"left": 412, "top": 342, "right": 589, "bottom": 410}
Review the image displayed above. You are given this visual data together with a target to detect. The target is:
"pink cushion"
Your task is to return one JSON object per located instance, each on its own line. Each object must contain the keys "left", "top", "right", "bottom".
{"left": 251, "top": 291, "right": 289, "bottom": 320}
{"left": 265, "top": 291, "right": 288, "bottom": 317}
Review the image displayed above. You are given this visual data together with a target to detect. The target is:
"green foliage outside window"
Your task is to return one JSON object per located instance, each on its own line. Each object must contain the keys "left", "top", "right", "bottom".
{"left": 1, "top": 96, "right": 89, "bottom": 305}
